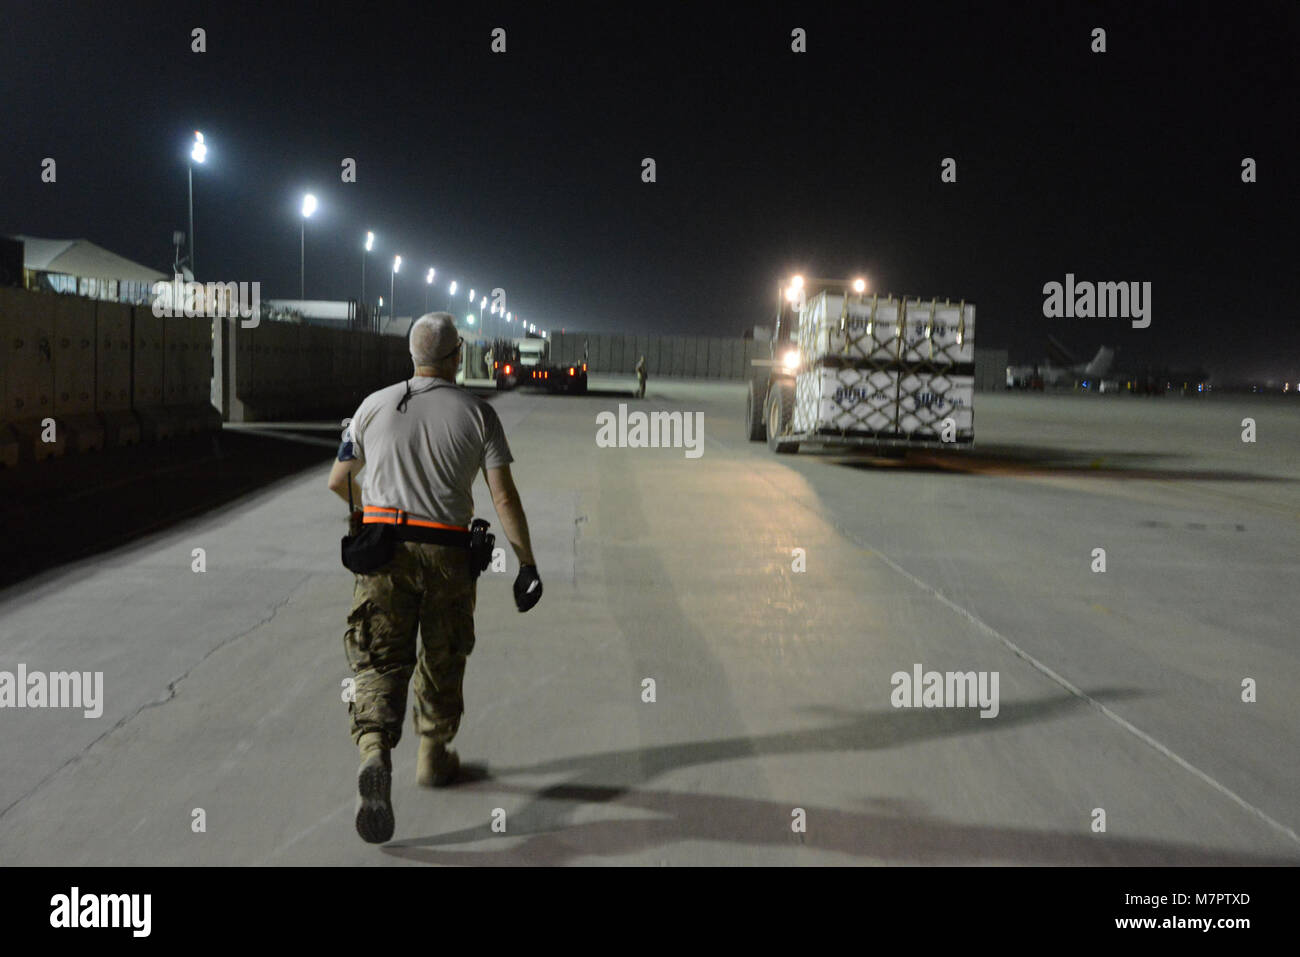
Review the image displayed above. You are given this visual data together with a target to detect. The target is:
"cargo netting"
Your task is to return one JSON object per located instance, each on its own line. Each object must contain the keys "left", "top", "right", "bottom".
{"left": 791, "top": 292, "right": 975, "bottom": 441}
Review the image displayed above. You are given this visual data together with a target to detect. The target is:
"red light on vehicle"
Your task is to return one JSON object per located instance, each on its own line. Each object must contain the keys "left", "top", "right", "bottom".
{"left": 582, "top": 363, "right": 587, "bottom": 372}
{"left": 504, "top": 364, "right": 512, "bottom": 375}
{"left": 568, "top": 367, "right": 575, "bottom": 376}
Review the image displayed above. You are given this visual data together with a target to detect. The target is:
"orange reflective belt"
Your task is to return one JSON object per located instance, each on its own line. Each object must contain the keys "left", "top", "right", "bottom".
{"left": 362, "top": 507, "right": 468, "bottom": 532}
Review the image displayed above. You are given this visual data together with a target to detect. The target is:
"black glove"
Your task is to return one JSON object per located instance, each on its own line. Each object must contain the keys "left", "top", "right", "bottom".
{"left": 513, "top": 564, "right": 543, "bottom": 612}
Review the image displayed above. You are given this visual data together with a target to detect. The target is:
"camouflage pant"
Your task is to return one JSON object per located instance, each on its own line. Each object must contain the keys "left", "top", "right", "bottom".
{"left": 344, "top": 541, "right": 477, "bottom": 750}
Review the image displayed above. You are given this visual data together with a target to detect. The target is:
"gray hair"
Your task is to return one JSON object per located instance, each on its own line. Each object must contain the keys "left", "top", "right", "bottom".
{"left": 409, "top": 312, "right": 459, "bottom": 367}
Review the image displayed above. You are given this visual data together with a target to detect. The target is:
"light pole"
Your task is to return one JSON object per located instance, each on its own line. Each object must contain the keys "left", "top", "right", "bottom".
{"left": 390, "top": 255, "right": 401, "bottom": 326}
{"left": 187, "top": 132, "right": 206, "bottom": 277}
{"left": 425, "top": 267, "right": 435, "bottom": 312}
{"left": 362, "top": 231, "right": 374, "bottom": 325}
{"left": 300, "top": 193, "right": 317, "bottom": 298}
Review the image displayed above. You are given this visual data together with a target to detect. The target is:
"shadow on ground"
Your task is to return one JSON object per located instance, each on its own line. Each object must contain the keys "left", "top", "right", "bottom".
{"left": 0, "top": 428, "right": 336, "bottom": 590}
{"left": 514, "top": 387, "right": 639, "bottom": 399}
{"left": 817, "top": 444, "right": 1292, "bottom": 482}
{"left": 381, "top": 691, "right": 1296, "bottom": 865}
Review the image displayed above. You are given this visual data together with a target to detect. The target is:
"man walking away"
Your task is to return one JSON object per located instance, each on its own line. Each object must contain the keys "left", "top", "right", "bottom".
{"left": 635, "top": 354, "right": 647, "bottom": 398}
{"left": 328, "top": 312, "right": 544, "bottom": 844}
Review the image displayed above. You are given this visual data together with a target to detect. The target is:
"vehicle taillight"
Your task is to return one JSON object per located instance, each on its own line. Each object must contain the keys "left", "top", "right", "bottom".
{"left": 568, "top": 367, "right": 575, "bottom": 376}
{"left": 504, "top": 364, "right": 512, "bottom": 375}
{"left": 582, "top": 363, "right": 587, "bottom": 372}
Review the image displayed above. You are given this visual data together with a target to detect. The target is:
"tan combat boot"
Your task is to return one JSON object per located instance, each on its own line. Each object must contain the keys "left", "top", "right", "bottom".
{"left": 355, "top": 732, "right": 394, "bottom": 844}
{"left": 416, "top": 737, "right": 460, "bottom": 788}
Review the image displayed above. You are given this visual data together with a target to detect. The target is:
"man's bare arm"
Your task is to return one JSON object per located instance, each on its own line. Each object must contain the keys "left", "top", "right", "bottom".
{"left": 328, "top": 458, "right": 364, "bottom": 506}
{"left": 484, "top": 465, "right": 536, "bottom": 567}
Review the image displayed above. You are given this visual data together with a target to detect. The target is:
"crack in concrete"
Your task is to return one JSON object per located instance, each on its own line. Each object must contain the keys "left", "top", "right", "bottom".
{"left": 0, "top": 572, "right": 312, "bottom": 824}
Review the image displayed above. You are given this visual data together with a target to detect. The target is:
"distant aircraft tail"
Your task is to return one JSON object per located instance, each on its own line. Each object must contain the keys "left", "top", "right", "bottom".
{"left": 1084, "top": 346, "right": 1115, "bottom": 378}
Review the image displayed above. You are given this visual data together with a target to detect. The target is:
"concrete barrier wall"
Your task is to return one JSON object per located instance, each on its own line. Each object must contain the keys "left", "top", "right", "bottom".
{"left": 132, "top": 306, "right": 220, "bottom": 439}
{"left": 685, "top": 337, "right": 700, "bottom": 377}
{"left": 96, "top": 302, "right": 132, "bottom": 413}
{"left": 1, "top": 286, "right": 56, "bottom": 424}
{"left": 545, "top": 331, "right": 766, "bottom": 379}
{"left": 131, "top": 307, "right": 166, "bottom": 411}
{"left": 0, "top": 287, "right": 220, "bottom": 464}
{"left": 166, "top": 317, "right": 211, "bottom": 408}
{"left": 0, "top": 287, "right": 58, "bottom": 462}
{"left": 974, "top": 347, "right": 1008, "bottom": 392}
{"left": 221, "top": 317, "right": 419, "bottom": 422}
{"left": 549, "top": 332, "right": 1003, "bottom": 390}
{"left": 51, "top": 297, "right": 96, "bottom": 417}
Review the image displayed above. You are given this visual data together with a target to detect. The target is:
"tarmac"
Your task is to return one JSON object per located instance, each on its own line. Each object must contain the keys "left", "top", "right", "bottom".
{"left": 0, "top": 380, "right": 1297, "bottom": 865}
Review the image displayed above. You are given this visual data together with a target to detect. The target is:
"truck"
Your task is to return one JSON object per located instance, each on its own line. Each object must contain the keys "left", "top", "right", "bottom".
{"left": 493, "top": 335, "right": 588, "bottom": 394}
{"left": 747, "top": 276, "right": 975, "bottom": 454}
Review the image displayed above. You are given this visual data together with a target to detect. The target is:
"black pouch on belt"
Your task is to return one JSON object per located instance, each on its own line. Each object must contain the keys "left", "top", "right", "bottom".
{"left": 341, "top": 523, "right": 395, "bottom": 574}
{"left": 468, "top": 518, "right": 495, "bottom": 579}
{"left": 340, "top": 482, "right": 396, "bottom": 574}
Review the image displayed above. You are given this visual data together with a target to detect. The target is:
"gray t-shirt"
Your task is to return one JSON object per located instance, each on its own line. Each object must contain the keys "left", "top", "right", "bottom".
{"left": 341, "top": 377, "right": 513, "bottom": 528}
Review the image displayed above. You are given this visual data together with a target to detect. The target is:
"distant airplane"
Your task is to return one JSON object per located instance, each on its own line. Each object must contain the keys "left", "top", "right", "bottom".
{"left": 1007, "top": 336, "right": 1116, "bottom": 389}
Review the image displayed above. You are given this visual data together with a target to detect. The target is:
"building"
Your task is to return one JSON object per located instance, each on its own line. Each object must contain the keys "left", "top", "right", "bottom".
{"left": 11, "top": 235, "right": 168, "bottom": 305}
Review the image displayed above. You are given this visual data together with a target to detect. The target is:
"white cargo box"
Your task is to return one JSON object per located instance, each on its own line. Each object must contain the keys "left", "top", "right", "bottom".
{"left": 791, "top": 367, "right": 973, "bottom": 439}
{"left": 794, "top": 367, "right": 896, "bottom": 433}
{"left": 897, "top": 373, "right": 973, "bottom": 437}
{"left": 900, "top": 299, "right": 975, "bottom": 365}
{"left": 798, "top": 293, "right": 902, "bottom": 363}
{"left": 797, "top": 292, "right": 974, "bottom": 366}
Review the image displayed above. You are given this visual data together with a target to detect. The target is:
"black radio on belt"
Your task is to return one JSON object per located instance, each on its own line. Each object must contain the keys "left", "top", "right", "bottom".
{"left": 469, "top": 519, "right": 495, "bottom": 579}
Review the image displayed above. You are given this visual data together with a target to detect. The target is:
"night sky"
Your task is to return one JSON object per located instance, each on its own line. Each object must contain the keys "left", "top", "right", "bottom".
{"left": 2, "top": 0, "right": 1295, "bottom": 380}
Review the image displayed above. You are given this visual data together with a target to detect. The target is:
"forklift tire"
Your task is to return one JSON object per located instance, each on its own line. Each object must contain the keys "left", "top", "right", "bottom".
{"left": 766, "top": 381, "right": 798, "bottom": 454}
{"left": 746, "top": 379, "right": 767, "bottom": 442}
